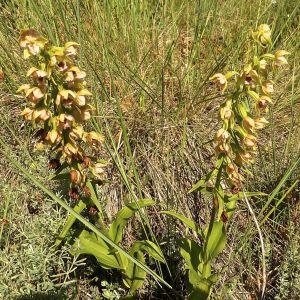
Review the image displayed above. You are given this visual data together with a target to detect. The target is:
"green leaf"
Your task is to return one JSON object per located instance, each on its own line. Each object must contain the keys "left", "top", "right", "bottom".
{"left": 188, "top": 270, "right": 212, "bottom": 300}
{"left": 85, "top": 179, "right": 105, "bottom": 225}
{"left": 109, "top": 199, "right": 155, "bottom": 244}
{"left": 50, "top": 172, "right": 70, "bottom": 181}
{"left": 198, "top": 262, "right": 211, "bottom": 278}
{"left": 161, "top": 211, "right": 203, "bottom": 236}
{"left": 123, "top": 251, "right": 147, "bottom": 294}
{"left": 215, "top": 188, "right": 225, "bottom": 221}
{"left": 179, "top": 238, "right": 202, "bottom": 271}
{"left": 71, "top": 230, "right": 121, "bottom": 270}
{"left": 124, "top": 240, "right": 165, "bottom": 294}
{"left": 227, "top": 191, "right": 267, "bottom": 202}
{"left": 55, "top": 200, "right": 86, "bottom": 246}
{"left": 188, "top": 170, "right": 216, "bottom": 194}
{"left": 247, "top": 90, "right": 260, "bottom": 101}
{"left": 131, "top": 240, "right": 164, "bottom": 263}
{"left": 205, "top": 222, "right": 226, "bottom": 261}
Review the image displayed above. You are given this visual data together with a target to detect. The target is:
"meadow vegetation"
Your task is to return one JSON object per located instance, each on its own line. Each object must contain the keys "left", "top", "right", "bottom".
{"left": 0, "top": 0, "right": 299, "bottom": 299}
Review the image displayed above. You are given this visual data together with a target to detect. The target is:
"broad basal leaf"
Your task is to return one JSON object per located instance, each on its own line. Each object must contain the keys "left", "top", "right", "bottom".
{"left": 179, "top": 238, "right": 202, "bottom": 271}
{"left": 205, "top": 221, "right": 226, "bottom": 261}
{"left": 131, "top": 240, "right": 164, "bottom": 263}
{"left": 188, "top": 269, "right": 213, "bottom": 300}
{"left": 108, "top": 199, "right": 155, "bottom": 244}
{"left": 123, "top": 251, "right": 146, "bottom": 294}
{"left": 72, "top": 230, "right": 121, "bottom": 269}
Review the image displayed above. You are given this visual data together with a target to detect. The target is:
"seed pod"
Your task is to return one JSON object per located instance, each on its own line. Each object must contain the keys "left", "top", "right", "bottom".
{"left": 46, "top": 129, "right": 59, "bottom": 144}
{"left": 210, "top": 73, "right": 227, "bottom": 92}
{"left": 215, "top": 128, "right": 230, "bottom": 143}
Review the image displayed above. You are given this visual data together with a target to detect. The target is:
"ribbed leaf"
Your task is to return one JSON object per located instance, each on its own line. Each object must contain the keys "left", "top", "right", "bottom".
{"left": 71, "top": 230, "right": 121, "bottom": 269}
{"left": 109, "top": 199, "right": 155, "bottom": 244}
{"left": 123, "top": 251, "right": 146, "bottom": 293}
{"left": 179, "top": 238, "right": 202, "bottom": 271}
{"left": 131, "top": 240, "right": 164, "bottom": 262}
{"left": 205, "top": 222, "right": 226, "bottom": 261}
{"left": 161, "top": 211, "right": 203, "bottom": 236}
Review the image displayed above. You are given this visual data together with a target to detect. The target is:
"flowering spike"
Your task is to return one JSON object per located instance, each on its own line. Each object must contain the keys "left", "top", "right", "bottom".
{"left": 18, "top": 29, "right": 106, "bottom": 187}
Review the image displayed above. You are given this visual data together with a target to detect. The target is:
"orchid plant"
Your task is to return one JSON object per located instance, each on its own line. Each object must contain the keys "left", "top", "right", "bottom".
{"left": 17, "top": 29, "right": 165, "bottom": 297}
{"left": 163, "top": 24, "right": 289, "bottom": 299}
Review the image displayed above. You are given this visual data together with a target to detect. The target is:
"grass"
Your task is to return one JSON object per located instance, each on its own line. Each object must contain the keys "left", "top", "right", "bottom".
{"left": 0, "top": 0, "right": 299, "bottom": 299}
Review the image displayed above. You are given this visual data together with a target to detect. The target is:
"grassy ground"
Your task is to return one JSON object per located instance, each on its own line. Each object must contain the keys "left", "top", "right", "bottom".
{"left": 0, "top": 0, "right": 299, "bottom": 299}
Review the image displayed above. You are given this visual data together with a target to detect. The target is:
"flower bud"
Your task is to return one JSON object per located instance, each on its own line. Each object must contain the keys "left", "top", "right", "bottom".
{"left": 215, "top": 128, "right": 230, "bottom": 143}
{"left": 252, "top": 24, "right": 271, "bottom": 45}
{"left": 25, "top": 87, "right": 44, "bottom": 104}
{"left": 64, "top": 142, "right": 78, "bottom": 156}
{"left": 242, "top": 134, "right": 257, "bottom": 148}
{"left": 259, "top": 59, "right": 267, "bottom": 70}
{"left": 92, "top": 163, "right": 106, "bottom": 179}
{"left": 21, "top": 107, "right": 34, "bottom": 120}
{"left": 32, "top": 108, "right": 51, "bottom": 122}
{"left": 64, "top": 42, "right": 79, "bottom": 57}
{"left": 58, "top": 114, "right": 74, "bottom": 129}
{"left": 215, "top": 143, "right": 230, "bottom": 154}
{"left": 70, "top": 126, "right": 84, "bottom": 140}
{"left": 75, "top": 89, "right": 92, "bottom": 106}
{"left": 19, "top": 29, "right": 48, "bottom": 58}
